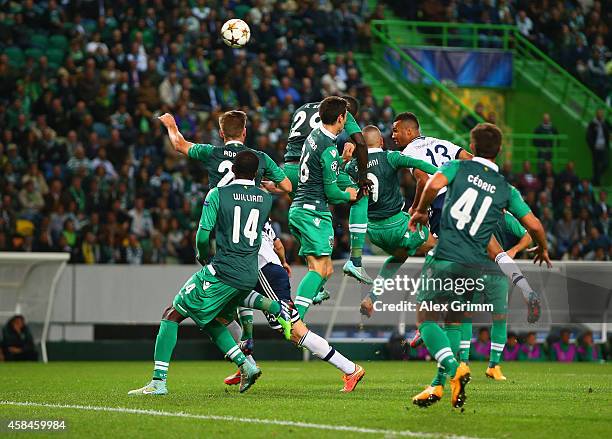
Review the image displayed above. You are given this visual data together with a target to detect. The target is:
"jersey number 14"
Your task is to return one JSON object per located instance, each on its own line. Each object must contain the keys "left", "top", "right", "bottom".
{"left": 232, "top": 206, "right": 260, "bottom": 246}
{"left": 449, "top": 187, "right": 492, "bottom": 236}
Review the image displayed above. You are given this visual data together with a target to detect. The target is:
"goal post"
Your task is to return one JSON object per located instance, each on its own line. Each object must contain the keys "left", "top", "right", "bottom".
{"left": 0, "top": 252, "right": 69, "bottom": 363}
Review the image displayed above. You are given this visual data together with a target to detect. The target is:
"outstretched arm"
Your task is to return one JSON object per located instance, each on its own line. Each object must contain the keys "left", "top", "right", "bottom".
{"left": 159, "top": 113, "right": 194, "bottom": 156}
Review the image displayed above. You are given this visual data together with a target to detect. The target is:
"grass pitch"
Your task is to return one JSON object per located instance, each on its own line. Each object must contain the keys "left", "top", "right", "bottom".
{"left": 1, "top": 361, "right": 611, "bottom": 438}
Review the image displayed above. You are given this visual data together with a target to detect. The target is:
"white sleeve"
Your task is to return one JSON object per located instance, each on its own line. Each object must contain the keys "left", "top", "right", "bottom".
{"left": 449, "top": 142, "right": 464, "bottom": 159}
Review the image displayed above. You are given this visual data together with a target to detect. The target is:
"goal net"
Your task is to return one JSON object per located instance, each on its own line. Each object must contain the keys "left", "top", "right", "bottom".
{"left": 0, "top": 252, "right": 69, "bottom": 362}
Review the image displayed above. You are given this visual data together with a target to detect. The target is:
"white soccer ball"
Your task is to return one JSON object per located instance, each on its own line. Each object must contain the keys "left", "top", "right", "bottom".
{"left": 221, "top": 19, "right": 251, "bottom": 48}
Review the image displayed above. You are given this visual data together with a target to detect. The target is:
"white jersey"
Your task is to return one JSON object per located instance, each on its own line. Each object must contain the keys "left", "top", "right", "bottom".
{"left": 401, "top": 136, "right": 464, "bottom": 196}
{"left": 258, "top": 220, "right": 282, "bottom": 269}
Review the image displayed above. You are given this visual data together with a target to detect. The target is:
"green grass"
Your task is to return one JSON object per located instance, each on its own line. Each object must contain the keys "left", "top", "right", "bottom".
{"left": 1, "top": 361, "right": 611, "bottom": 438}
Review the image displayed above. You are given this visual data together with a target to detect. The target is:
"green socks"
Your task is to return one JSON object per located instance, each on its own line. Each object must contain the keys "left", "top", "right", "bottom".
{"left": 420, "top": 321, "right": 459, "bottom": 378}
{"left": 430, "top": 324, "right": 461, "bottom": 387}
{"left": 204, "top": 320, "right": 246, "bottom": 367}
{"left": 349, "top": 196, "right": 368, "bottom": 267}
{"left": 153, "top": 319, "right": 178, "bottom": 380}
{"left": 242, "top": 292, "right": 281, "bottom": 316}
{"left": 295, "top": 270, "right": 325, "bottom": 319}
{"left": 489, "top": 319, "right": 507, "bottom": 367}
{"left": 459, "top": 318, "right": 473, "bottom": 362}
{"left": 238, "top": 307, "right": 254, "bottom": 340}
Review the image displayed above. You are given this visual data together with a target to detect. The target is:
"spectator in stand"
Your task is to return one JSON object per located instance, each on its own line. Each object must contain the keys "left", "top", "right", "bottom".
{"left": 462, "top": 102, "right": 486, "bottom": 130}
{"left": 518, "top": 332, "right": 544, "bottom": 361}
{"left": 471, "top": 327, "right": 491, "bottom": 362}
{"left": 1, "top": 315, "right": 38, "bottom": 361}
{"left": 516, "top": 10, "right": 535, "bottom": 41}
{"left": 555, "top": 208, "right": 579, "bottom": 257}
{"left": 18, "top": 177, "right": 45, "bottom": 221}
{"left": 586, "top": 108, "right": 610, "bottom": 185}
{"left": 128, "top": 197, "right": 153, "bottom": 239}
{"left": 517, "top": 161, "right": 542, "bottom": 193}
{"left": 533, "top": 113, "right": 559, "bottom": 163}
{"left": 577, "top": 330, "right": 602, "bottom": 362}
{"left": 550, "top": 329, "right": 577, "bottom": 362}
{"left": 502, "top": 332, "right": 520, "bottom": 361}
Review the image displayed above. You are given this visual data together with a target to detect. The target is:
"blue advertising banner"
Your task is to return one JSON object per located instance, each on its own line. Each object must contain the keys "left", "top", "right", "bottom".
{"left": 384, "top": 47, "right": 513, "bottom": 88}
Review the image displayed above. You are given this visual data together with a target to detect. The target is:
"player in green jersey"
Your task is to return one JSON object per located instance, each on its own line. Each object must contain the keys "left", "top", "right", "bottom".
{"left": 285, "top": 97, "right": 373, "bottom": 284}
{"left": 158, "top": 110, "right": 291, "bottom": 356}
{"left": 128, "top": 151, "right": 291, "bottom": 395}
{"left": 289, "top": 96, "right": 360, "bottom": 321}
{"left": 408, "top": 123, "right": 551, "bottom": 408}
{"left": 342, "top": 125, "right": 439, "bottom": 315}
{"left": 159, "top": 110, "right": 291, "bottom": 191}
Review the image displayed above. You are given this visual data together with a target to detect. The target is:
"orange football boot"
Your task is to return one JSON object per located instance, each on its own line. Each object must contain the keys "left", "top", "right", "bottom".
{"left": 341, "top": 364, "right": 365, "bottom": 392}
{"left": 224, "top": 370, "right": 241, "bottom": 385}
{"left": 412, "top": 385, "right": 444, "bottom": 407}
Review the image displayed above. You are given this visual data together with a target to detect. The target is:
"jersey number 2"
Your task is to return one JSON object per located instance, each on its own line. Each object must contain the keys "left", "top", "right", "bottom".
{"left": 449, "top": 187, "right": 492, "bottom": 236}
{"left": 232, "top": 206, "right": 260, "bottom": 246}
{"left": 289, "top": 110, "right": 321, "bottom": 139}
{"left": 218, "top": 160, "right": 234, "bottom": 187}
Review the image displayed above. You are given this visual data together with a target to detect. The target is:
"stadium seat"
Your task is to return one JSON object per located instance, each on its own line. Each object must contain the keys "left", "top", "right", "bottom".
{"left": 25, "top": 47, "right": 44, "bottom": 60}
{"left": 46, "top": 48, "right": 65, "bottom": 66}
{"left": 30, "top": 34, "right": 48, "bottom": 50}
{"left": 4, "top": 46, "right": 24, "bottom": 68}
{"left": 49, "top": 34, "right": 69, "bottom": 52}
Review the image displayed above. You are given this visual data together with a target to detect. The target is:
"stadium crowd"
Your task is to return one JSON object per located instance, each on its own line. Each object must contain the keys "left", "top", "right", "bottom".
{"left": 0, "top": 0, "right": 610, "bottom": 265}
{"left": 389, "top": 0, "right": 611, "bottom": 101}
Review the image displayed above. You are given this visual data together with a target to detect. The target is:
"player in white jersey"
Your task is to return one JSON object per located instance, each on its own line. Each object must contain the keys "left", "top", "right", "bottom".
{"left": 392, "top": 112, "right": 472, "bottom": 235}
{"left": 223, "top": 220, "right": 366, "bottom": 392}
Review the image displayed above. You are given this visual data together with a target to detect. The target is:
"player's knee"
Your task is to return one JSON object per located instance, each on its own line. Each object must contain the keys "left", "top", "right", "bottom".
{"left": 161, "top": 306, "right": 173, "bottom": 319}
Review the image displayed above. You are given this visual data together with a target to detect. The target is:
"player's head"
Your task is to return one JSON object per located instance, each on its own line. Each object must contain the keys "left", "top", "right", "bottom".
{"left": 363, "top": 125, "right": 383, "bottom": 149}
{"left": 341, "top": 95, "right": 360, "bottom": 117}
{"left": 319, "top": 96, "right": 348, "bottom": 133}
{"left": 470, "top": 123, "right": 502, "bottom": 160}
{"left": 219, "top": 110, "right": 247, "bottom": 143}
{"left": 232, "top": 150, "right": 259, "bottom": 181}
{"left": 392, "top": 112, "right": 420, "bottom": 147}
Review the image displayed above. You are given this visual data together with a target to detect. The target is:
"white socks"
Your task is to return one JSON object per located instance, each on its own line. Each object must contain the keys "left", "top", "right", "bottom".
{"left": 226, "top": 320, "right": 242, "bottom": 342}
{"left": 299, "top": 330, "right": 355, "bottom": 374}
{"left": 495, "top": 252, "right": 533, "bottom": 300}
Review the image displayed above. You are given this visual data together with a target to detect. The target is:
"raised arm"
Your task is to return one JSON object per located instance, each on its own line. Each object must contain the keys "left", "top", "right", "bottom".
{"left": 158, "top": 113, "right": 194, "bottom": 156}
{"left": 322, "top": 147, "right": 356, "bottom": 204}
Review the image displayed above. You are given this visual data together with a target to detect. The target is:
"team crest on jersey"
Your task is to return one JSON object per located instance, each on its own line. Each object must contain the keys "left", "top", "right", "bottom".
{"left": 313, "top": 218, "right": 321, "bottom": 227}
{"left": 331, "top": 161, "right": 338, "bottom": 172}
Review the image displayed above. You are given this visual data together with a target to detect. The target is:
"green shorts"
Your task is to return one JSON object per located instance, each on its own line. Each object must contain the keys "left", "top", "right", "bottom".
{"left": 172, "top": 265, "right": 250, "bottom": 327}
{"left": 471, "top": 274, "right": 509, "bottom": 314}
{"left": 368, "top": 211, "right": 429, "bottom": 256}
{"left": 283, "top": 162, "right": 299, "bottom": 200}
{"left": 416, "top": 257, "right": 485, "bottom": 306}
{"left": 288, "top": 206, "right": 334, "bottom": 257}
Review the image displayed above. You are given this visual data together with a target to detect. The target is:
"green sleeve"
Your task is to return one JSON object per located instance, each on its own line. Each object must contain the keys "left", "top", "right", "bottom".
{"left": 321, "top": 147, "right": 350, "bottom": 203}
{"left": 438, "top": 160, "right": 461, "bottom": 183}
{"left": 504, "top": 212, "right": 527, "bottom": 239}
{"left": 196, "top": 188, "right": 220, "bottom": 261}
{"left": 188, "top": 143, "right": 214, "bottom": 162}
{"left": 388, "top": 151, "right": 438, "bottom": 174}
{"left": 344, "top": 112, "right": 362, "bottom": 137}
{"left": 507, "top": 185, "right": 531, "bottom": 219}
{"left": 262, "top": 152, "right": 286, "bottom": 183}
{"left": 198, "top": 187, "right": 220, "bottom": 231}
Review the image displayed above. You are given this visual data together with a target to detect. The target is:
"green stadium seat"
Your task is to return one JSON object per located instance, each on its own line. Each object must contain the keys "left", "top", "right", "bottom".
{"left": 25, "top": 47, "right": 44, "bottom": 60}
{"left": 4, "top": 46, "right": 24, "bottom": 68}
{"left": 46, "top": 48, "right": 65, "bottom": 66}
{"left": 49, "top": 35, "right": 68, "bottom": 51}
{"left": 30, "top": 34, "right": 48, "bottom": 49}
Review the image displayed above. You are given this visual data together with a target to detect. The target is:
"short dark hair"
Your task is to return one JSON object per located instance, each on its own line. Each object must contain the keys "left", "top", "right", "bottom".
{"left": 341, "top": 95, "right": 360, "bottom": 116}
{"left": 470, "top": 123, "right": 502, "bottom": 159}
{"left": 219, "top": 110, "right": 247, "bottom": 138}
{"left": 233, "top": 150, "right": 259, "bottom": 180}
{"left": 394, "top": 112, "right": 419, "bottom": 129}
{"left": 319, "top": 96, "right": 348, "bottom": 125}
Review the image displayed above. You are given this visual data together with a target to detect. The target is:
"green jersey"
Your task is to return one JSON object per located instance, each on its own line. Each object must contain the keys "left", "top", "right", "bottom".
{"left": 198, "top": 179, "right": 272, "bottom": 290}
{"left": 345, "top": 149, "right": 438, "bottom": 220}
{"left": 493, "top": 211, "right": 527, "bottom": 251}
{"left": 291, "top": 127, "right": 350, "bottom": 211}
{"left": 188, "top": 141, "right": 286, "bottom": 188}
{"left": 285, "top": 101, "right": 362, "bottom": 162}
{"left": 434, "top": 158, "right": 531, "bottom": 266}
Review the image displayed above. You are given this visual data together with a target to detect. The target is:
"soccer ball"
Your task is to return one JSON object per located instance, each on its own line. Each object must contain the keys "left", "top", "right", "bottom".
{"left": 221, "top": 19, "right": 250, "bottom": 48}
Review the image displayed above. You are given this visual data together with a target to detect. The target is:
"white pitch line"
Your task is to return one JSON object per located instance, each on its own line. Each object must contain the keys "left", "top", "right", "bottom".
{"left": 0, "top": 400, "right": 484, "bottom": 439}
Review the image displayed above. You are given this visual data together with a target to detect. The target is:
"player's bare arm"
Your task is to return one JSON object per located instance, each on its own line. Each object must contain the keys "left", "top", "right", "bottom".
{"left": 158, "top": 113, "right": 194, "bottom": 155}
{"left": 517, "top": 212, "right": 551, "bottom": 267}
{"left": 410, "top": 169, "right": 429, "bottom": 215}
{"left": 505, "top": 231, "right": 533, "bottom": 259}
{"left": 457, "top": 149, "right": 473, "bottom": 160}
{"left": 350, "top": 131, "right": 371, "bottom": 192}
{"left": 409, "top": 172, "right": 448, "bottom": 230}
{"left": 273, "top": 237, "right": 292, "bottom": 277}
